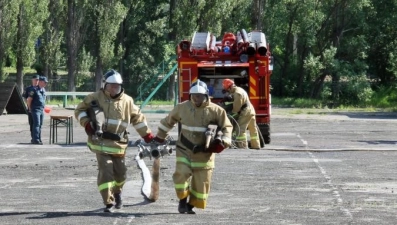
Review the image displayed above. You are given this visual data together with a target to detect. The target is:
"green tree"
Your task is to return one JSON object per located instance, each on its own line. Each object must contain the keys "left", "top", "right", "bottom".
{"left": 267, "top": 0, "right": 372, "bottom": 105}
{"left": 0, "top": 0, "right": 20, "bottom": 81}
{"left": 88, "top": 0, "right": 128, "bottom": 90}
{"left": 14, "top": 0, "right": 49, "bottom": 91}
{"left": 41, "top": 0, "right": 65, "bottom": 81}
{"left": 66, "top": 0, "right": 90, "bottom": 92}
{"left": 366, "top": 0, "right": 397, "bottom": 85}
{"left": 119, "top": 0, "right": 171, "bottom": 97}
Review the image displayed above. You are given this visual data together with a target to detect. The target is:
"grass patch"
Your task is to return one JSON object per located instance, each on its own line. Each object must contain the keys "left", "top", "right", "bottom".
{"left": 272, "top": 97, "right": 325, "bottom": 108}
{"left": 272, "top": 96, "right": 397, "bottom": 112}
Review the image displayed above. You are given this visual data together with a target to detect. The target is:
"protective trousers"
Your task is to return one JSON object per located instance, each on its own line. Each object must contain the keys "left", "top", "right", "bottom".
{"left": 235, "top": 111, "right": 260, "bottom": 149}
{"left": 96, "top": 153, "right": 127, "bottom": 205}
{"left": 173, "top": 146, "right": 214, "bottom": 209}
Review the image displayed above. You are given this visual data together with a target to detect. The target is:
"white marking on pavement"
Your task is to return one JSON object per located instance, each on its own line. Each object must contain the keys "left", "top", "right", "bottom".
{"left": 271, "top": 132, "right": 297, "bottom": 136}
{"left": 297, "top": 133, "right": 353, "bottom": 219}
{"left": 308, "top": 152, "right": 353, "bottom": 220}
{"left": 113, "top": 215, "right": 135, "bottom": 225}
{"left": 297, "top": 134, "right": 308, "bottom": 145}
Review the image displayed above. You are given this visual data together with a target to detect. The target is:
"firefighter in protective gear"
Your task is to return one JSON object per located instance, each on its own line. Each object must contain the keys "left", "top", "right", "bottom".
{"left": 154, "top": 79, "right": 233, "bottom": 214}
{"left": 222, "top": 78, "right": 261, "bottom": 149}
{"left": 74, "top": 69, "right": 155, "bottom": 213}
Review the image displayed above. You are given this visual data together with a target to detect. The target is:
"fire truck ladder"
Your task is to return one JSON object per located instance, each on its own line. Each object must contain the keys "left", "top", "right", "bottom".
{"left": 139, "top": 62, "right": 178, "bottom": 110}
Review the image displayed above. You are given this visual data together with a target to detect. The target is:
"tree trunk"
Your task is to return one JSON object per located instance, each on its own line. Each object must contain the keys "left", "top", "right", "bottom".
{"left": 16, "top": 56, "right": 24, "bottom": 91}
{"left": 297, "top": 40, "right": 308, "bottom": 97}
{"left": 251, "top": 0, "right": 263, "bottom": 30}
{"left": 95, "top": 56, "right": 103, "bottom": 91}
{"left": 168, "top": 73, "right": 175, "bottom": 101}
{"left": 167, "top": 0, "right": 177, "bottom": 101}
{"left": 310, "top": 74, "right": 327, "bottom": 99}
{"left": 66, "top": 0, "right": 77, "bottom": 93}
{"left": 16, "top": 6, "right": 24, "bottom": 91}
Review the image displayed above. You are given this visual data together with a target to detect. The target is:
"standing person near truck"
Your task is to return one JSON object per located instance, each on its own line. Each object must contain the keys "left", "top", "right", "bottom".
{"left": 26, "top": 76, "right": 48, "bottom": 145}
{"left": 222, "top": 78, "right": 260, "bottom": 149}
{"left": 23, "top": 74, "right": 40, "bottom": 143}
{"left": 154, "top": 80, "right": 233, "bottom": 214}
{"left": 74, "top": 69, "right": 156, "bottom": 213}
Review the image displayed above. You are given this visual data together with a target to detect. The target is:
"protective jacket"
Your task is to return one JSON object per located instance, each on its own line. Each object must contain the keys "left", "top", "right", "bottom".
{"left": 156, "top": 99, "right": 233, "bottom": 209}
{"left": 75, "top": 89, "right": 151, "bottom": 156}
{"left": 157, "top": 99, "right": 233, "bottom": 152}
{"left": 229, "top": 86, "right": 260, "bottom": 149}
{"left": 229, "top": 86, "right": 255, "bottom": 116}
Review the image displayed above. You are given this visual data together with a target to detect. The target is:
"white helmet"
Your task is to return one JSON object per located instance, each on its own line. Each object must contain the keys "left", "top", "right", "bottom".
{"left": 104, "top": 69, "right": 123, "bottom": 84}
{"left": 189, "top": 79, "right": 208, "bottom": 95}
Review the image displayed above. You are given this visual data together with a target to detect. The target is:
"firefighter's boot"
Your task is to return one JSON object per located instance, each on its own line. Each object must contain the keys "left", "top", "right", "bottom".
{"left": 178, "top": 197, "right": 195, "bottom": 214}
{"left": 114, "top": 193, "right": 123, "bottom": 209}
{"left": 104, "top": 204, "right": 114, "bottom": 213}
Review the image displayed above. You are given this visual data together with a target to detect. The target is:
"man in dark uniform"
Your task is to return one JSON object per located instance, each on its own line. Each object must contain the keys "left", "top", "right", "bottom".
{"left": 23, "top": 75, "right": 40, "bottom": 143}
{"left": 26, "top": 76, "right": 48, "bottom": 145}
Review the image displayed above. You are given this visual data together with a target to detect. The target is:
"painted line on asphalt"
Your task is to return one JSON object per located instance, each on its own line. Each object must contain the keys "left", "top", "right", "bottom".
{"left": 265, "top": 147, "right": 397, "bottom": 151}
{"left": 268, "top": 132, "right": 397, "bottom": 151}
{"left": 296, "top": 134, "right": 308, "bottom": 145}
{"left": 308, "top": 152, "right": 353, "bottom": 220}
{"left": 296, "top": 133, "right": 353, "bottom": 220}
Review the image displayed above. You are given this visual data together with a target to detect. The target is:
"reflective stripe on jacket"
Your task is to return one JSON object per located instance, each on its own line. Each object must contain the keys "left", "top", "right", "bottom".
{"left": 74, "top": 89, "right": 151, "bottom": 155}
{"left": 156, "top": 99, "right": 233, "bottom": 148}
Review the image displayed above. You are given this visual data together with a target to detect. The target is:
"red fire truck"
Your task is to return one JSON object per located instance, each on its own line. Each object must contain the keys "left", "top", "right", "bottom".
{"left": 176, "top": 29, "right": 273, "bottom": 145}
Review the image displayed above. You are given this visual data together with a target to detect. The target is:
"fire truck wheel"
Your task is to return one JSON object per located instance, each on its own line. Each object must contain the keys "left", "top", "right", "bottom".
{"left": 258, "top": 123, "right": 271, "bottom": 145}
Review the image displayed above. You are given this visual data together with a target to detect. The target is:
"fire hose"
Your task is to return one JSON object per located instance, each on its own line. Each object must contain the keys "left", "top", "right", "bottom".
{"left": 132, "top": 139, "right": 173, "bottom": 202}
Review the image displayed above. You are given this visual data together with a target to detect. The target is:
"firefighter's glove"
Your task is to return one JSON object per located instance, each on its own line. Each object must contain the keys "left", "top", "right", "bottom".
{"left": 142, "top": 133, "right": 154, "bottom": 143}
{"left": 84, "top": 122, "right": 95, "bottom": 136}
{"left": 207, "top": 139, "right": 225, "bottom": 153}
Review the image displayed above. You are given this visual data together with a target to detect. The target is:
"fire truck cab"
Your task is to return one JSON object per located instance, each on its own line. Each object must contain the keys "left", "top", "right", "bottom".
{"left": 176, "top": 29, "right": 273, "bottom": 145}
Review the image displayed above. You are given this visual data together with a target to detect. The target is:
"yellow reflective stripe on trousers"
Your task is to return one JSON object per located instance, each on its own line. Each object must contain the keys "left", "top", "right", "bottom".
{"left": 250, "top": 134, "right": 259, "bottom": 140}
{"left": 175, "top": 182, "right": 189, "bottom": 190}
{"left": 98, "top": 181, "right": 115, "bottom": 191}
{"left": 176, "top": 157, "right": 214, "bottom": 168}
{"left": 88, "top": 142, "right": 124, "bottom": 154}
{"left": 115, "top": 180, "right": 125, "bottom": 187}
{"left": 236, "top": 135, "right": 246, "bottom": 140}
{"left": 190, "top": 188, "right": 208, "bottom": 200}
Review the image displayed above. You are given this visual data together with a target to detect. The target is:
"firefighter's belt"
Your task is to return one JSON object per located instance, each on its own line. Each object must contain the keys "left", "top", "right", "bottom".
{"left": 179, "top": 134, "right": 206, "bottom": 153}
{"left": 100, "top": 132, "right": 127, "bottom": 142}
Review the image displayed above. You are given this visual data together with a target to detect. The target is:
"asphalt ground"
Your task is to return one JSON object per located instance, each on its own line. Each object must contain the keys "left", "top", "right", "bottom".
{"left": 0, "top": 107, "right": 397, "bottom": 225}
